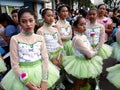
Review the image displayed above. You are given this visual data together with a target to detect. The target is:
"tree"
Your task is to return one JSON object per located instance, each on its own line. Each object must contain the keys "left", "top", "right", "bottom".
{"left": 74, "top": 0, "right": 92, "bottom": 9}
{"left": 59, "top": 0, "right": 74, "bottom": 9}
{"left": 103, "top": 0, "right": 119, "bottom": 8}
{"left": 57, "top": 0, "right": 93, "bottom": 10}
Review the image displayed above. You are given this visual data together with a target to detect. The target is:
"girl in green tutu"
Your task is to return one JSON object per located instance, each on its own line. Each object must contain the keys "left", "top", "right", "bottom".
{"left": 62, "top": 16, "right": 103, "bottom": 90}
{"left": 55, "top": 4, "right": 74, "bottom": 56}
{"left": 37, "top": 8, "right": 65, "bottom": 90}
{"left": 1, "top": 7, "right": 59, "bottom": 90}
{"left": 37, "top": 8, "right": 63, "bottom": 68}
{"left": 107, "top": 29, "right": 120, "bottom": 89}
{"left": 86, "top": 8, "right": 112, "bottom": 60}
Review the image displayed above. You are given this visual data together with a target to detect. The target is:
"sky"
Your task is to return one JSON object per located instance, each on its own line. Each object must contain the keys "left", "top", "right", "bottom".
{"left": 91, "top": 0, "right": 104, "bottom": 5}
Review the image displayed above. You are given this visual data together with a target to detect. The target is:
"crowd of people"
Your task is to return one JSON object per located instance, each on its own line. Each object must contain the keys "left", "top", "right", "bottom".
{"left": 0, "top": 3, "right": 120, "bottom": 90}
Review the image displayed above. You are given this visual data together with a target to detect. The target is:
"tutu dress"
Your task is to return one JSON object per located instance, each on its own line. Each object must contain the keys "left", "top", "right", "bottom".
{"left": 56, "top": 20, "right": 74, "bottom": 56}
{"left": 86, "top": 21, "right": 112, "bottom": 59}
{"left": 107, "top": 30, "right": 120, "bottom": 89}
{"left": 0, "top": 58, "right": 7, "bottom": 73}
{"left": 1, "top": 32, "right": 60, "bottom": 90}
{"left": 62, "top": 31, "right": 103, "bottom": 79}
{"left": 107, "top": 64, "right": 120, "bottom": 89}
{"left": 111, "top": 29, "right": 120, "bottom": 61}
{"left": 37, "top": 23, "right": 63, "bottom": 61}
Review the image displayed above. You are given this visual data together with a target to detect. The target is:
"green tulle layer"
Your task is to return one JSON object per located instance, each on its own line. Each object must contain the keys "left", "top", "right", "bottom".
{"left": 0, "top": 58, "right": 7, "bottom": 73}
{"left": 107, "top": 64, "right": 120, "bottom": 89}
{"left": 1, "top": 60, "right": 60, "bottom": 90}
{"left": 62, "top": 40, "right": 75, "bottom": 56}
{"left": 112, "top": 42, "right": 120, "bottom": 61}
{"left": 62, "top": 55, "right": 103, "bottom": 79}
{"left": 98, "top": 44, "right": 112, "bottom": 60}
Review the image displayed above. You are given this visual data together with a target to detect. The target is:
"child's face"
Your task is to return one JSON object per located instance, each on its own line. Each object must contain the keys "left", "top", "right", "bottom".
{"left": 12, "top": 12, "right": 18, "bottom": 25}
{"left": 43, "top": 10, "right": 54, "bottom": 24}
{"left": 59, "top": 7, "right": 68, "bottom": 20}
{"left": 88, "top": 10, "right": 97, "bottom": 22}
{"left": 77, "top": 18, "right": 86, "bottom": 33}
{"left": 20, "top": 12, "right": 36, "bottom": 32}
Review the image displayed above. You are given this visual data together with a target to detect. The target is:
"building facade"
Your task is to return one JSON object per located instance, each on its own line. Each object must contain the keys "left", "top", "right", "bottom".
{"left": 0, "top": 0, "right": 51, "bottom": 20}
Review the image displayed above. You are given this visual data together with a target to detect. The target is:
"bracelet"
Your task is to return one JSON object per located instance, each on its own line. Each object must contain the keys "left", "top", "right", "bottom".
{"left": 20, "top": 72, "right": 30, "bottom": 84}
{"left": 42, "top": 72, "right": 48, "bottom": 80}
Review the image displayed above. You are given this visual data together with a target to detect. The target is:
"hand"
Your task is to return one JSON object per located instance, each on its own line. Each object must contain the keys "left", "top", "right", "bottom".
{"left": 93, "top": 48, "right": 97, "bottom": 51}
{"left": 26, "top": 82, "right": 40, "bottom": 90}
{"left": 51, "top": 58, "right": 61, "bottom": 67}
{"left": 40, "top": 81, "right": 47, "bottom": 90}
{"left": 62, "top": 37, "right": 67, "bottom": 41}
{"left": 57, "top": 53, "right": 62, "bottom": 66}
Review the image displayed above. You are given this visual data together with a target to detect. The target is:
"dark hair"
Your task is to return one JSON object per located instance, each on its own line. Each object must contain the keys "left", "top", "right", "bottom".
{"left": 40, "top": 8, "right": 52, "bottom": 17}
{"left": 0, "top": 13, "right": 16, "bottom": 26}
{"left": 11, "top": 9, "right": 19, "bottom": 14}
{"left": 79, "top": 9, "right": 87, "bottom": 18}
{"left": 73, "top": 16, "right": 83, "bottom": 27}
{"left": 88, "top": 8, "right": 97, "bottom": 13}
{"left": 97, "top": 4, "right": 106, "bottom": 9}
{"left": 57, "top": 4, "right": 70, "bottom": 13}
{"left": 18, "top": 7, "right": 36, "bottom": 22}
{"left": 113, "top": 8, "right": 118, "bottom": 13}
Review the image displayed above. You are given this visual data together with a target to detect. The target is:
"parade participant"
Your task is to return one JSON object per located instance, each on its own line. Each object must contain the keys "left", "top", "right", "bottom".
{"left": 86, "top": 8, "right": 112, "bottom": 59}
{"left": 62, "top": 16, "right": 103, "bottom": 90}
{"left": 107, "top": 29, "right": 120, "bottom": 89}
{"left": 55, "top": 4, "right": 74, "bottom": 56}
{"left": 1, "top": 7, "right": 59, "bottom": 90}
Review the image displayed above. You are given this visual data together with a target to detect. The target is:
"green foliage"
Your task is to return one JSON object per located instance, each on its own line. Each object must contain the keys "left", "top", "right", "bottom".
{"left": 103, "top": 0, "right": 119, "bottom": 8}
{"left": 60, "top": 0, "right": 92, "bottom": 9}
{"left": 90, "top": 4, "right": 96, "bottom": 8}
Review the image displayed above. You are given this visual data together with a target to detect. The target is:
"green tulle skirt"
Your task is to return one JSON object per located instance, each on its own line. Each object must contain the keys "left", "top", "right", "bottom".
{"left": 0, "top": 58, "right": 7, "bottom": 73}
{"left": 107, "top": 64, "right": 120, "bottom": 89}
{"left": 49, "top": 47, "right": 63, "bottom": 58}
{"left": 62, "top": 40, "right": 75, "bottom": 56}
{"left": 1, "top": 60, "right": 60, "bottom": 90}
{"left": 98, "top": 44, "right": 112, "bottom": 59}
{"left": 111, "top": 42, "right": 120, "bottom": 61}
{"left": 62, "top": 55, "right": 103, "bottom": 79}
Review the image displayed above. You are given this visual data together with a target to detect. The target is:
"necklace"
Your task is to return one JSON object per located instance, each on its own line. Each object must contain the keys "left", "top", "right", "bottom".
{"left": 22, "top": 30, "right": 33, "bottom": 36}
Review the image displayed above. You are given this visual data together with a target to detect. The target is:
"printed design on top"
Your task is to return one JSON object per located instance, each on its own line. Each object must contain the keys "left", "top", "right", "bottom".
{"left": 18, "top": 41, "right": 42, "bottom": 62}
{"left": 44, "top": 32, "right": 61, "bottom": 52}
{"left": 60, "top": 26, "right": 71, "bottom": 36}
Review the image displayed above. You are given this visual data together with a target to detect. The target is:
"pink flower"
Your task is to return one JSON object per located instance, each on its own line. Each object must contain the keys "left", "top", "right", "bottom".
{"left": 21, "top": 73, "right": 27, "bottom": 79}
{"left": 103, "top": 19, "right": 108, "bottom": 23}
{"left": 90, "top": 32, "right": 96, "bottom": 37}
